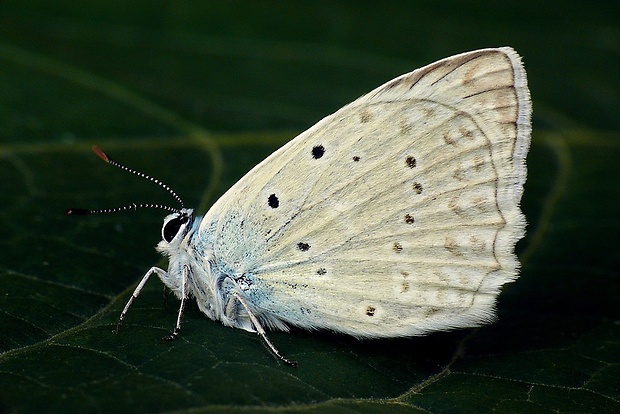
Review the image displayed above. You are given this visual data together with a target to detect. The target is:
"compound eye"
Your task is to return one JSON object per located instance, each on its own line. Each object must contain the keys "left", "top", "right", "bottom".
{"left": 162, "top": 215, "right": 188, "bottom": 242}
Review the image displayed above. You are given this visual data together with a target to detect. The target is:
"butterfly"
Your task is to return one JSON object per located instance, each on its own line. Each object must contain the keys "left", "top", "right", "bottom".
{"left": 67, "top": 47, "right": 531, "bottom": 366}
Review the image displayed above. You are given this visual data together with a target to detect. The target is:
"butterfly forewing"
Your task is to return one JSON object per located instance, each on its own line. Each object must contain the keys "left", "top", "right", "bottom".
{"left": 200, "top": 47, "right": 530, "bottom": 337}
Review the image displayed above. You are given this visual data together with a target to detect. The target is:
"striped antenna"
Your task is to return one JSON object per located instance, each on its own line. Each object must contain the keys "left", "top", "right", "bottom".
{"left": 65, "top": 146, "right": 184, "bottom": 216}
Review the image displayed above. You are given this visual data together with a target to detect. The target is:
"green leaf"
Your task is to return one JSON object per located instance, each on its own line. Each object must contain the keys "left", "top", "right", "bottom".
{"left": 1, "top": 1, "right": 618, "bottom": 413}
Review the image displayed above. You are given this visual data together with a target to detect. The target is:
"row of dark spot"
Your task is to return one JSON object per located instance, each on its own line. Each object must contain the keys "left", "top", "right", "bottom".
{"left": 271, "top": 140, "right": 427, "bottom": 319}
{"left": 314, "top": 144, "right": 361, "bottom": 162}
{"left": 267, "top": 144, "right": 372, "bottom": 212}
{"left": 266, "top": 143, "right": 423, "bottom": 276}
{"left": 397, "top": 153, "right": 422, "bottom": 255}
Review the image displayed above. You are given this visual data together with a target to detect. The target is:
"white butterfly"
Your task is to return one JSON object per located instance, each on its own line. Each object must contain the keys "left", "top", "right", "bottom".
{"left": 68, "top": 47, "right": 531, "bottom": 366}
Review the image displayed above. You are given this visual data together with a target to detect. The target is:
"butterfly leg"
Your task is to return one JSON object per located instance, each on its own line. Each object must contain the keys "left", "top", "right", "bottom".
{"left": 162, "top": 265, "right": 190, "bottom": 343}
{"left": 116, "top": 267, "right": 167, "bottom": 334}
{"left": 233, "top": 292, "right": 298, "bottom": 367}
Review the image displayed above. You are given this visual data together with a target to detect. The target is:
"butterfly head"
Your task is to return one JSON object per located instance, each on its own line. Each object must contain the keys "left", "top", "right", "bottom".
{"left": 161, "top": 208, "right": 194, "bottom": 243}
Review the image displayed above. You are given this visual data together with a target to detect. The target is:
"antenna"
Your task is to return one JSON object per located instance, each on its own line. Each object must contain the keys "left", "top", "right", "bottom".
{"left": 65, "top": 146, "right": 184, "bottom": 216}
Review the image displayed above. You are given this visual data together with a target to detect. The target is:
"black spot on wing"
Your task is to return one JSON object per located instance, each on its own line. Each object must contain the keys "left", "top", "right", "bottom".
{"left": 268, "top": 194, "right": 279, "bottom": 208}
{"left": 312, "top": 145, "right": 325, "bottom": 159}
{"left": 405, "top": 156, "right": 416, "bottom": 168}
{"left": 297, "top": 242, "right": 311, "bottom": 252}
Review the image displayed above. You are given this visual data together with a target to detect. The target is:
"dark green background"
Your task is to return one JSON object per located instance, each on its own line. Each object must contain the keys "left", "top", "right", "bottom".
{"left": 0, "top": 1, "right": 618, "bottom": 413}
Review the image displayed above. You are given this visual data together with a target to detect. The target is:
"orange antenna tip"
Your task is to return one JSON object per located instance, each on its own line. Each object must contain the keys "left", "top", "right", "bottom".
{"left": 91, "top": 145, "right": 109, "bottom": 163}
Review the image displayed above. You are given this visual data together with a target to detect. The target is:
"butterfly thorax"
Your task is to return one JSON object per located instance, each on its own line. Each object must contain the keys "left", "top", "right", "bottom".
{"left": 154, "top": 212, "right": 221, "bottom": 320}
{"left": 154, "top": 212, "right": 258, "bottom": 332}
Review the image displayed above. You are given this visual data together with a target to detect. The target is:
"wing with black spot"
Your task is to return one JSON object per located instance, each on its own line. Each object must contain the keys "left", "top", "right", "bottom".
{"left": 200, "top": 47, "right": 531, "bottom": 337}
